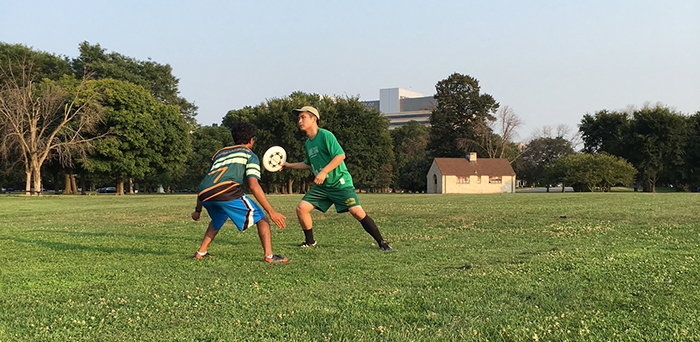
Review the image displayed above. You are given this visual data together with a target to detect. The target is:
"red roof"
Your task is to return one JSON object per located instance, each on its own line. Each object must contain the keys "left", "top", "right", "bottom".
{"left": 433, "top": 158, "right": 515, "bottom": 176}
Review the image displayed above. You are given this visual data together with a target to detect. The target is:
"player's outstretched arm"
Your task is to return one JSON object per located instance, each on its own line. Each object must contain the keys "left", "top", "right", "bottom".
{"left": 248, "top": 177, "right": 286, "bottom": 229}
{"left": 282, "top": 162, "right": 311, "bottom": 170}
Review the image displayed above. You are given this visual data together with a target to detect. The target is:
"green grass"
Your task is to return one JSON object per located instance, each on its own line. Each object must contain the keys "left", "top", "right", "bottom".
{"left": 0, "top": 193, "right": 698, "bottom": 341}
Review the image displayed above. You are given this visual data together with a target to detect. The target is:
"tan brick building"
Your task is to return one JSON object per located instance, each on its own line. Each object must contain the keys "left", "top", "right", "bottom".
{"left": 427, "top": 153, "right": 516, "bottom": 194}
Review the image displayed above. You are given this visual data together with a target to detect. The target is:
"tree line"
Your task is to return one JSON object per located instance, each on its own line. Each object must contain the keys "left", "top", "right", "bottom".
{"left": 2, "top": 42, "right": 698, "bottom": 195}
{"left": 0, "top": 43, "right": 506, "bottom": 196}
{"left": 0, "top": 42, "right": 192, "bottom": 195}
{"left": 578, "top": 106, "right": 700, "bottom": 192}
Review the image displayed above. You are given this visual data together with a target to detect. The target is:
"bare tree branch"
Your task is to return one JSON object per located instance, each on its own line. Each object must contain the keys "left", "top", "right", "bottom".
{"left": 0, "top": 57, "right": 105, "bottom": 195}
{"left": 531, "top": 124, "right": 582, "bottom": 151}
{"left": 472, "top": 105, "right": 524, "bottom": 162}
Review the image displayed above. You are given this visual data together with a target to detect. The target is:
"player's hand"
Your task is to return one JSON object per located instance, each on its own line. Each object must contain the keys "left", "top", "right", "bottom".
{"left": 191, "top": 211, "right": 201, "bottom": 221}
{"left": 269, "top": 211, "right": 286, "bottom": 229}
{"left": 314, "top": 171, "right": 328, "bottom": 185}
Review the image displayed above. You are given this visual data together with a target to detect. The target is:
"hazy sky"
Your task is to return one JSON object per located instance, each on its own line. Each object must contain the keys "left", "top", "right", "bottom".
{"left": 2, "top": 0, "right": 699, "bottom": 140}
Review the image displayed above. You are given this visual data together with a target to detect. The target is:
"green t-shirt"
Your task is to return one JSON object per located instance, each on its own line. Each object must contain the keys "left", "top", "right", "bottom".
{"left": 304, "top": 128, "right": 354, "bottom": 189}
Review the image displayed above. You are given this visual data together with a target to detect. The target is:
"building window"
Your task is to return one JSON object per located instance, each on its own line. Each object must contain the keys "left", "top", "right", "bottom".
{"left": 489, "top": 176, "right": 502, "bottom": 184}
{"left": 457, "top": 176, "right": 469, "bottom": 184}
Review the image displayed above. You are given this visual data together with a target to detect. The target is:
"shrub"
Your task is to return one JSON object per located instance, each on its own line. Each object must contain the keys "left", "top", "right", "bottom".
{"left": 545, "top": 153, "right": 637, "bottom": 192}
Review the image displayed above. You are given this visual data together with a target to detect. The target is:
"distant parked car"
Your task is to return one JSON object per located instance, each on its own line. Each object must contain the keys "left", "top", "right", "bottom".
{"left": 97, "top": 187, "right": 117, "bottom": 193}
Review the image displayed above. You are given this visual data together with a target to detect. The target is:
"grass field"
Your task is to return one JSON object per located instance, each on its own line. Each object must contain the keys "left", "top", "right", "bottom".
{"left": 0, "top": 192, "right": 698, "bottom": 341}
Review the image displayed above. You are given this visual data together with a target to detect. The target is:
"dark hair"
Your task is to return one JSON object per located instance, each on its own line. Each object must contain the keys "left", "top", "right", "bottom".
{"left": 231, "top": 122, "right": 257, "bottom": 145}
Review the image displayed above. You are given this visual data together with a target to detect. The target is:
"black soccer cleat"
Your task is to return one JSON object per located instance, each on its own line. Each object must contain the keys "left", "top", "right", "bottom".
{"left": 379, "top": 241, "right": 393, "bottom": 251}
{"left": 298, "top": 241, "right": 318, "bottom": 248}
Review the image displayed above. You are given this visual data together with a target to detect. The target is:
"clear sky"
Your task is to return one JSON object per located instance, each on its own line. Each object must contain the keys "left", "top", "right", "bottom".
{"left": 2, "top": 0, "right": 699, "bottom": 140}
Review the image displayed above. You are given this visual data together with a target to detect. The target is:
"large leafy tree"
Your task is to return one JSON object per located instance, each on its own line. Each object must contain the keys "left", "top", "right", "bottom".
{"left": 579, "top": 110, "right": 632, "bottom": 158}
{"left": 0, "top": 42, "right": 72, "bottom": 81}
{"left": 516, "top": 137, "right": 575, "bottom": 187}
{"left": 142, "top": 99, "right": 192, "bottom": 192}
{"left": 684, "top": 112, "right": 700, "bottom": 189}
{"left": 71, "top": 42, "right": 198, "bottom": 128}
{"left": 391, "top": 120, "right": 430, "bottom": 192}
{"left": 629, "top": 105, "right": 688, "bottom": 192}
{"left": 84, "top": 79, "right": 190, "bottom": 195}
{"left": 428, "top": 73, "right": 499, "bottom": 158}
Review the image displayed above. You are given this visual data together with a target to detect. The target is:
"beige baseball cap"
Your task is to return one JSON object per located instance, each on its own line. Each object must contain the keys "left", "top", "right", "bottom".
{"left": 293, "top": 106, "right": 320, "bottom": 120}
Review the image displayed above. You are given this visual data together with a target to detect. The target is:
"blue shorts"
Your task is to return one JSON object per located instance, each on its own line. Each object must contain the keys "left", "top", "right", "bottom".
{"left": 201, "top": 194, "right": 266, "bottom": 231}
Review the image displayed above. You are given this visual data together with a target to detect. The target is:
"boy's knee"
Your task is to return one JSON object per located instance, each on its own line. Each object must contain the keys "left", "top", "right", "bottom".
{"left": 256, "top": 217, "right": 270, "bottom": 229}
{"left": 349, "top": 206, "right": 366, "bottom": 220}
{"left": 296, "top": 202, "right": 312, "bottom": 216}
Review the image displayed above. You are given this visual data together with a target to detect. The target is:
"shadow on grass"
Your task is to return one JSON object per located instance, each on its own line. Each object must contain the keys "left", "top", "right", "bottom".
{"left": 27, "top": 229, "right": 246, "bottom": 247}
{"left": 1, "top": 236, "right": 172, "bottom": 256}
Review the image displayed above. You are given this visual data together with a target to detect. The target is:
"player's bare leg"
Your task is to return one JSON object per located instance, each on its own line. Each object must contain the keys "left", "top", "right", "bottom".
{"left": 296, "top": 200, "right": 315, "bottom": 230}
{"left": 257, "top": 217, "right": 290, "bottom": 263}
{"left": 296, "top": 200, "right": 317, "bottom": 247}
{"left": 195, "top": 222, "right": 219, "bottom": 258}
{"left": 256, "top": 218, "right": 273, "bottom": 257}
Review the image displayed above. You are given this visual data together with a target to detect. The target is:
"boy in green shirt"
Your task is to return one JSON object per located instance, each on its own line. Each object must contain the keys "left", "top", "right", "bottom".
{"left": 283, "top": 106, "right": 392, "bottom": 251}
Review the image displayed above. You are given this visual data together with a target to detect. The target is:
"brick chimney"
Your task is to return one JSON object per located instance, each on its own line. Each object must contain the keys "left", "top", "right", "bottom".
{"left": 468, "top": 152, "right": 477, "bottom": 163}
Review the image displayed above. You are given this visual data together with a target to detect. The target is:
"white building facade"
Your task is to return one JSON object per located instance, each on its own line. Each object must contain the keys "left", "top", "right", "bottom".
{"left": 362, "top": 88, "right": 434, "bottom": 129}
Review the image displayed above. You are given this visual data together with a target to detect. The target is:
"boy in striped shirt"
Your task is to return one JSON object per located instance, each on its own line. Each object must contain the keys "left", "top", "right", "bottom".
{"left": 192, "top": 122, "right": 290, "bottom": 263}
